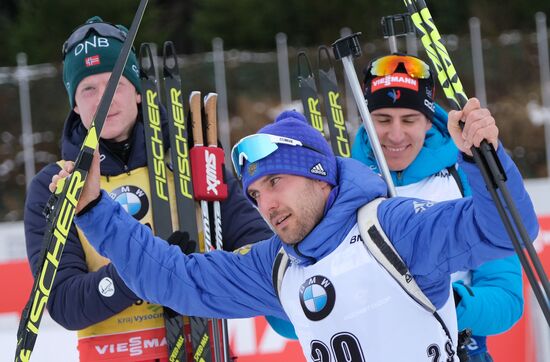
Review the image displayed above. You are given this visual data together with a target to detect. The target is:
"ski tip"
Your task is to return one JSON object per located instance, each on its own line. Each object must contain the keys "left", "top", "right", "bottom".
{"left": 204, "top": 92, "right": 218, "bottom": 104}
{"left": 190, "top": 91, "right": 201, "bottom": 103}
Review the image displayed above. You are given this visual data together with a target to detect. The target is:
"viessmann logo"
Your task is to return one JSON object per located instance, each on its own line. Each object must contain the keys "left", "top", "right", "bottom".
{"left": 371, "top": 73, "right": 419, "bottom": 92}
{"left": 95, "top": 336, "right": 167, "bottom": 357}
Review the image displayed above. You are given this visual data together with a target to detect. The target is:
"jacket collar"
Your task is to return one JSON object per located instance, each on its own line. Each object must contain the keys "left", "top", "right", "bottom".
{"left": 60, "top": 106, "right": 168, "bottom": 176}
{"left": 351, "top": 103, "right": 459, "bottom": 186}
{"left": 281, "top": 157, "right": 388, "bottom": 266}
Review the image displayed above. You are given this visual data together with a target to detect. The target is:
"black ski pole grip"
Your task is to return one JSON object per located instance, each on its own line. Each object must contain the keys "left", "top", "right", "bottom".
{"left": 381, "top": 13, "right": 415, "bottom": 38}
{"left": 332, "top": 32, "right": 362, "bottom": 60}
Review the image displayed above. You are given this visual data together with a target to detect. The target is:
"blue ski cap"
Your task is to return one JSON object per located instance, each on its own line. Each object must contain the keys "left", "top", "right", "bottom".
{"left": 239, "top": 110, "right": 337, "bottom": 202}
{"left": 62, "top": 16, "right": 141, "bottom": 108}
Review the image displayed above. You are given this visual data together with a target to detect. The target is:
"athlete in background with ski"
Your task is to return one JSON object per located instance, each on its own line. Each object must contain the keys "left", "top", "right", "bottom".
{"left": 352, "top": 54, "right": 522, "bottom": 362}
{"left": 23, "top": 16, "right": 272, "bottom": 361}
{"left": 51, "top": 106, "right": 538, "bottom": 361}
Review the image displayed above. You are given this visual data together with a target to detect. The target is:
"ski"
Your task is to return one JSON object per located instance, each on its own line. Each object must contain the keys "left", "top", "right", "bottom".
{"left": 297, "top": 51, "right": 325, "bottom": 136}
{"left": 139, "top": 42, "right": 190, "bottom": 361}
{"left": 296, "top": 49, "right": 351, "bottom": 158}
{"left": 188, "top": 91, "right": 215, "bottom": 362}
{"left": 162, "top": 43, "right": 198, "bottom": 247}
{"left": 317, "top": 46, "right": 351, "bottom": 158}
{"left": 403, "top": 0, "right": 550, "bottom": 324}
{"left": 139, "top": 43, "right": 173, "bottom": 239}
{"left": 203, "top": 93, "right": 231, "bottom": 362}
{"left": 14, "top": 2, "right": 149, "bottom": 361}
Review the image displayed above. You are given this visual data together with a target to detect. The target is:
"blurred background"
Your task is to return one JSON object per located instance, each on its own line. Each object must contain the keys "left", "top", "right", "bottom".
{"left": 2, "top": 0, "right": 550, "bottom": 221}
{"left": 1, "top": 0, "right": 550, "bottom": 361}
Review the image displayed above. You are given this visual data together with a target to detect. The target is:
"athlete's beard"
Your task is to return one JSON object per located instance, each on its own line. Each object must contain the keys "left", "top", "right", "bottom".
{"left": 270, "top": 180, "right": 326, "bottom": 245}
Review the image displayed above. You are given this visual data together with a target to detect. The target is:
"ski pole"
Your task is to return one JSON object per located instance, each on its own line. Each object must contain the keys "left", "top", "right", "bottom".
{"left": 404, "top": 0, "right": 550, "bottom": 325}
{"left": 381, "top": 13, "right": 416, "bottom": 53}
{"left": 14, "top": 1, "right": 149, "bottom": 361}
{"left": 332, "top": 33, "right": 398, "bottom": 197}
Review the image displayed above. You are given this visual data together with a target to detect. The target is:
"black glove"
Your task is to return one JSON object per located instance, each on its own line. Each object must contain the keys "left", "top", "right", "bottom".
{"left": 167, "top": 230, "right": 197, "bottom": 255}
{"left": 457, "top": 329, "right": 472, "bottom": 362}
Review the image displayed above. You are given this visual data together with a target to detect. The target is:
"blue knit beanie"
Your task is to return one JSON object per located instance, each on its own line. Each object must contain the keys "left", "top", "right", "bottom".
{"left": 62, "top": 16, "right": 141, "bottom": 108}
{"left": 241, "top": 110, "right": 337, "bottom": 197}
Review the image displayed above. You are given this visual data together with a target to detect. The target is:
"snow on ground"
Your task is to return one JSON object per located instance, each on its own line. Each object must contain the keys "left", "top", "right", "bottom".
{"left": 1, "top": 312, "right": 78, "bottom": 361}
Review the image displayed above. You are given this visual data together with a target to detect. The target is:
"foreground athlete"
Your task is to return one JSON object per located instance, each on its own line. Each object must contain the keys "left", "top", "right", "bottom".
{"left": 50, "top": 104, "right": 538, "bottom": 361}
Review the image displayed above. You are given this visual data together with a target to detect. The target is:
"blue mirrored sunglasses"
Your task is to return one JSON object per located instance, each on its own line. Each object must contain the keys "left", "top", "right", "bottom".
{"left": 62, "top": 22, "right": 127, "bottom": 59}
{"left": 231, "top": 133, "right": 323, "bottom": 179}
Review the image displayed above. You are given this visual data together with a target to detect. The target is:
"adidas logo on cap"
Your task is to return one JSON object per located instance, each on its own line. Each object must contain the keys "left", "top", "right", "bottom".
{"left": 310, "top": 163, "right": 327, "bottom": 176}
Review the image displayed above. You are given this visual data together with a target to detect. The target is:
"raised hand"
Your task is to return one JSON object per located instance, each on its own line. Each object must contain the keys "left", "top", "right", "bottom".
{"left": 447, "top": 97, "right": 499, "bottom": 156}
{"left": 49, "top": 149, "right": 101, "bottom": 214}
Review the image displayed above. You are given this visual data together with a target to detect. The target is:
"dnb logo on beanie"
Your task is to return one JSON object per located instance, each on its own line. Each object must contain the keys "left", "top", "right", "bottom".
{"left": 63, "top": 16, "right": 141, "bottom": 107}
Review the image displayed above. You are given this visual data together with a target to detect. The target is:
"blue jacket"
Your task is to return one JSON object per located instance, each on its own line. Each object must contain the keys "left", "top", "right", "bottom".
{"left": 23, "top": 109, "right": 272, "bottom": 330}
{"left": 74, "top": 150, "right": 538, "bottom": 325}
{"left": 351, "top": 103, "right": 524, "bottom": 351}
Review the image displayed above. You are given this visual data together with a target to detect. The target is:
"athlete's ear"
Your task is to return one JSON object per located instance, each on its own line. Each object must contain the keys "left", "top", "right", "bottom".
{"left": 425, "top": 118, "right": 432, "bottom": 132}
{"left": 136, "top": 92, "right": 141, "bottom": 104}
{"left": 73, "top": 103, "right": 80, "bottom": 115}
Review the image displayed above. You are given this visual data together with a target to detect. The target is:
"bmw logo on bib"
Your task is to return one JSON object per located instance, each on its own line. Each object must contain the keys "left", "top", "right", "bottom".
{"left": 109, "top": 185, "right": 149, "bottom": 220}
{"left": 299, "top": 275, "right": 336, "bottom": 321}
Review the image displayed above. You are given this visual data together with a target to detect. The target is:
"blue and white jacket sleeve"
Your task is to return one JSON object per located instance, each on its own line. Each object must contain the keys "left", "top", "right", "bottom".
{"left": 378, "top": 145, "right": 538, "bottom": 309}
{"left": 75, "top": 192, "right": 288, "bottom": 321}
